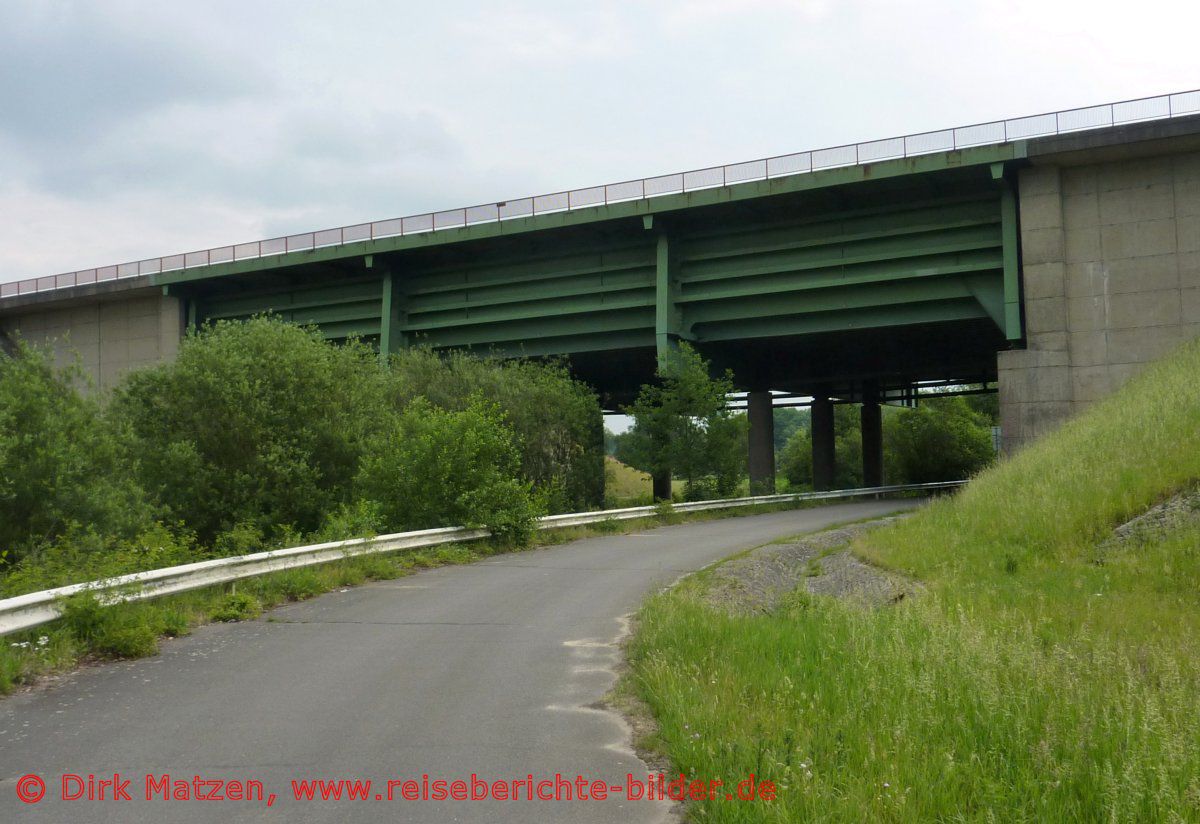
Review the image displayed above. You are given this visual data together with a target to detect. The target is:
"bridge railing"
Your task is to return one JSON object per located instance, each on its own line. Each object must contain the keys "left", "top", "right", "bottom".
{"left": 4, "top": 89, "right": 1199, "bottom": 301}
{"left": 0, "top": 481, "right": 962, "bottom": 636}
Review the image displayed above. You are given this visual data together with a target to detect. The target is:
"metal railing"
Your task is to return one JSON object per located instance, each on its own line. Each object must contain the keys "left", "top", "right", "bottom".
{"left": 4, "top": 89, "right": 1199, "bottom": 301}
{"left": 0, "top": 481, "right": 963, "bottom": 636}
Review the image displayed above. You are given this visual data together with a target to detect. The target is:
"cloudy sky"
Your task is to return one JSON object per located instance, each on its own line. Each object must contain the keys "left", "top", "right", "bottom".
{"left": 1, "top": 0, "right": 1197, "bottom": 283}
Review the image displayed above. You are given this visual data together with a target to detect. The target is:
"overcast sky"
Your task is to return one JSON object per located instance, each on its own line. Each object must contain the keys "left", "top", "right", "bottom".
{"left": 1, "top": 0, "right": 1197, "bottom": 283}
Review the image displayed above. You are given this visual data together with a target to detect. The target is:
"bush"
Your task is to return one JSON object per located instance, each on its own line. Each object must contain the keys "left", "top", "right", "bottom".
{"left": 111, "top": 316, "right": 388, "bottom": 544}
{"left": 356, "top": 397, "right": 544, "bottom": 542}
{"left": 0, "top": 340, "right": 149, "bottom": 562}
{"left": 59, "top": 596, "right": 162, "bottom": 658}
{"left": 778, "top": 404, "right": 862, "bottom": 489}
{"left": 886, "top": 396, "right": 994, "bottom": 483}
{"left": 2, "top": 523, "right": 201, "bottom": 598}
{"left": 388, "top": 349, "right": 604, "bottom": 512}
{"left": 210, "top": 591, "right": 262, "bottom": 622}
{"left": 779, "top": 398, "right": 994, "bottom": 488}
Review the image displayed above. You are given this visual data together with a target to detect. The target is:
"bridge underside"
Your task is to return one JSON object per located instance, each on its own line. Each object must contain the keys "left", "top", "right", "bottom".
{"left": 160, "top": 151, "right": 1022, "bottom": 493}
{"left": 567, "top": 318, "right": 1003, "bottom": 408}
{"left": 175, "top": 160, "right": 1018, "bottom": 406}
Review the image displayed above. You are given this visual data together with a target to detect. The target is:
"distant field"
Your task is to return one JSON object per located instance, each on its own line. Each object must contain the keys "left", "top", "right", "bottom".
{"left": 627, "top": 338, "right": 1200, "bottom": 822}
{"left": 604, "top": 456, "right": 687, "bottom": 506}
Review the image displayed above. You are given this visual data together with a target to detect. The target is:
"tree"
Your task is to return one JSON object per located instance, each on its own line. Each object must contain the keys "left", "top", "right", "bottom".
{"left": 778, "top": 428, "right": 813, "bottom": 489}
{"left": 773, "top": 407, "right": 809, "bottom": 456}
{"left": 355, "top": 397, "right": 543, "bottom": 541}
{"left": 387, "top": 349, "right": 604, "bottom": 512}
{"left": 112, "top": 317, "right": 388, "bottom": 545}
{"left": 0, "top": 341, "right": 148, "bottom": 561}
{"left": 611, "top": 427, "right": 654, "bottom": 474}
{"left": 887, "top": 396, "right": 994, "bottom": 483}
{"left": 625, "top": 343, "right": 744, "bottom": 500}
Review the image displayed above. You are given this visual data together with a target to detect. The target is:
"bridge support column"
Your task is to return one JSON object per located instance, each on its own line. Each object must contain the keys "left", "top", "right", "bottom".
{"left": 861, "top": 384, "right": 883, "bottom": 488}
{"left": 379, "top": 269, "right": 406, "bottom": 363}
{"left": 747, "top": 390, "right": 775, "bottom": 494}
{"left": 811, "top": 396, "right": 835, "bottom": 491}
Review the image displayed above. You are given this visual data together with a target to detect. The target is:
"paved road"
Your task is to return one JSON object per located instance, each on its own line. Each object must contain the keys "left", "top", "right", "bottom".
{"left": 0, "top": 500, "right": 918, "bottom": 823}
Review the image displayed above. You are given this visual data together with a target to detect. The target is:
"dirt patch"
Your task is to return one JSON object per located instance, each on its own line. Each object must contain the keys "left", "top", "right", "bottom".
{"left": 700, "top": 517, "right": 919, "bottom": 614}
{"left": 1104, "top": 486, "right": 1200, "bottom": 548}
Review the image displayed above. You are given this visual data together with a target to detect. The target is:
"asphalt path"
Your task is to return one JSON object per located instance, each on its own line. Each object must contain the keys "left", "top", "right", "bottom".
{"left": 0, "top": 499, "right": 919, "bottom": 823}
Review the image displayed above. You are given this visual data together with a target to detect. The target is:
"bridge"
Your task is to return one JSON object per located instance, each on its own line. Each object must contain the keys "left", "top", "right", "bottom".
{"left": 4, "top": 90, "right": 1200, "bottom": 493}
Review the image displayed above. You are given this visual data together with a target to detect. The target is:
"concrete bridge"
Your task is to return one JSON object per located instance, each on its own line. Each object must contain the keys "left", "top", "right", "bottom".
{"left": 4, "top": 92, "right": 1200, "bottom": 493}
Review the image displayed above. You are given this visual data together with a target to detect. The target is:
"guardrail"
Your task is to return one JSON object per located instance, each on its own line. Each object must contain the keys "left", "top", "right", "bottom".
{"left": 0, "top": 481, "right": 963, "bottom": 636}
{"left": 3, "top": 89, "right": 1199, "bottom": 300}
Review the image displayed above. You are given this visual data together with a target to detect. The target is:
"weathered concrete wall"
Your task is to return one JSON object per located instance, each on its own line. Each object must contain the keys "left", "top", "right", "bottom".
{"left": 1000, "top": 150, "right": 1200, "bottom": 451}
{"left": 0, "top": 292, "right": 183, "bottom": 392}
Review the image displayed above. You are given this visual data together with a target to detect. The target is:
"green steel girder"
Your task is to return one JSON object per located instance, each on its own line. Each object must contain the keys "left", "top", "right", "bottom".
{"left": 411, "top": 280, "right": 653, "bottom": 314}
{"left": 379, "top": 269, "right": 407, "bottom": 358}
{"left": 180, "top": 150, "right": 1024, "bottom": 377}
{"left": 684, "top": 276, "right": 990, "bottom": 326}
{"left": 411, "top": 307, "right": 655, "bottom": 349}
{"left": 1000, "top": 181, "right": 1023, "bottom": 340}
{"left": 198, "top": 278, "right": 381, "bottom": 319}
{"left": 678, "top": 234, "right": 1000, "bottom": 290}
{"left": 677, "top": 254, "right": 1001, "bottom": 307}
{"left": 152, "top": 142, "right": 1023, "bottom": 288}
{"left": 403, "top": 292, "right": 654, "bottom": 332}
{"left": 405, "top": 243, "right": 655, "bottom": 295}
{"left": 678, "top": 195, "right": 999, "bottom": 262}
{"left": 696, "top": 300, "right": 988, "bottom": 342}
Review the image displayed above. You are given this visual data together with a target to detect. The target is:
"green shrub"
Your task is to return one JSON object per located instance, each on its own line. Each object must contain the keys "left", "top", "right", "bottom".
{"left": 310, "top": 499, "right": 385, "bottom": 543}
{"left": 333, "top": 563, "right": 366, "bottom": 587}
{"left": 59, "top": 596, "right": 161, "bottom": 658}
{"left": 2, "top": 523, "right": 201, "bottom": 597}
{"left": 779, "top": 398, "right": 994, "bottom": 488}
{"left": 886, "top": 396, "right": 994, "bottom": 483}
{"left": 157, "top": 607, "right": 192, "bottom": 638}
{"left": 387, "top": 349, "right": 604, "bottom": 512}
{"left": 0, "top": 340, "right": 149, "bottom": 562}
{"left": 93, "top": 621, "right": 160, "bottom": 658}
{"left": 356, "top": 397, "right": 544, "bottom": 542}
{"left": 111, "top": 316, "right": 388, "bottom": 545}
{"left": 271, "top": 569, "right": 324, "bottom": 601}
{"left": 346, "top": 553, "right": 404, "bottom": 581}
{"left": 210, "top": 591, "right": 262, "bottom": 622}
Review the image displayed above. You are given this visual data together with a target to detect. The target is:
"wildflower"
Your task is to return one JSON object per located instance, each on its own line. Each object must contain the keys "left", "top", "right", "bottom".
{"left": 37, "top": 636, "right": 49, "bottom": 647}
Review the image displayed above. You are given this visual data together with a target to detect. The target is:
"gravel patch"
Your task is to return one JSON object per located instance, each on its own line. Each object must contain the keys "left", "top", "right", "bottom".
{"left": 1104, "top": 486, "right": 1200, "bottom": 548}
{"left": 701, "top": 517, "right": 919, "bottom": 614}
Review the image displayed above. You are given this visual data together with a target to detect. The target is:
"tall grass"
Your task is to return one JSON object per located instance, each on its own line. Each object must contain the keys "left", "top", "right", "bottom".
{"left": 627, "top": 338, "right": 1200, "bottom": 821}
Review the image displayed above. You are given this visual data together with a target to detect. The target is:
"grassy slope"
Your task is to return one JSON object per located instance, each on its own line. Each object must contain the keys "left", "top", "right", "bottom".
{"left": 604, "top": 455, "right": 688, "bottom": 505}
{"left": 627, "top": 338, "right": 1200, "bottom": 822}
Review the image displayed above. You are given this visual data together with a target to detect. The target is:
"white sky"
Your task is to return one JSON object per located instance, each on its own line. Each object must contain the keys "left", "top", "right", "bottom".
{"left": 1, "top": 0, "right": 1197, "bottom": 284}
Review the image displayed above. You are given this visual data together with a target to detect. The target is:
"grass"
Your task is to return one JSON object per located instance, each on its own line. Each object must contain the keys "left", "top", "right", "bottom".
{"left": 603, "top": 456, "right": 687, "bottom": 506}
{"left": 624, "top": 336, "right": 1200, "bottom": 822}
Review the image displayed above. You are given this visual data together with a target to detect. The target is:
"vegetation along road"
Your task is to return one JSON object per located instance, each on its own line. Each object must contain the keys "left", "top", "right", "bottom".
{"left": 0, "top": 500, "right": 917, "bottom": 824}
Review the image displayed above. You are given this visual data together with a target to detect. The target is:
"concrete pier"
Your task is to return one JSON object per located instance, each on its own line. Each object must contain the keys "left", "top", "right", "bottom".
{"left": 747, "top": 390, "right": 776, "bottom": 493}
{"left": 811, "top": 395, "right": 835, "bottom": 491}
